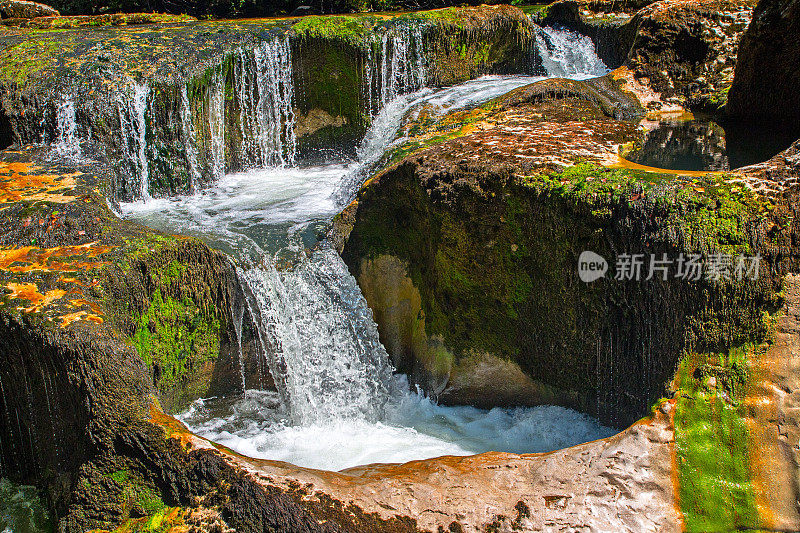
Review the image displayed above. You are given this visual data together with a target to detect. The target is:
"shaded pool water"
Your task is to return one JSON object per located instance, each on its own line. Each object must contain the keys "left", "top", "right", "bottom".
{"left": 627, "top": 115, "right": 797, "bottom": 172}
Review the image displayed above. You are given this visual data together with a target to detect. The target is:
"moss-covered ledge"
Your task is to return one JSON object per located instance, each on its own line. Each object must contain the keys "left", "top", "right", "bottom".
{"left": 0, "top": 144, "right": 272, "bottom": 528}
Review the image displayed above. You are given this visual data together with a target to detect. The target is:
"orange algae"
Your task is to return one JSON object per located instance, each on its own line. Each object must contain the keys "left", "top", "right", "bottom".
{"left": 5, "top": 282, "right": 66, "bottom": 313}
{"left": 0, "top": 161, "right": 80, "bottom": 204}
{"left": 0, "top": 243, "right": 114, "bottom": 273}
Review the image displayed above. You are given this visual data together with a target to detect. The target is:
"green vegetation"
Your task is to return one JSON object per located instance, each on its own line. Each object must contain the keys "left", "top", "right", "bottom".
{"left": 105, "top": 469, "right": 166, "bottom": 517}
{"left": 708, "top": 85, "right": 732, "bottom": 111}
{"left": 291, "top": 15, "right": 375, "bottom": 46}
{"left": 0, "top": 37, "right": 70, "bottom": 86}
{"left": 132, "top": 287, "right": 221, "bottom": 396}
{"left": 673, "top": 346, "right": 761, "bottom": 531}
{"left": 523, "top": 163, "right": 771, "bottom": 255}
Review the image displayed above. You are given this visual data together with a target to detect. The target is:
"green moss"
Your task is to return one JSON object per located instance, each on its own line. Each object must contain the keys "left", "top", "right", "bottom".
{"left": 297, "top": 42, "right": 364, "bottom": 124}
{"left": 708, "top": 85, "right": 731, "bottom": 110}
{"left": 522, "top": 163, "right": 770, "bottom": 255}
{"left": 103, "top": 507, "right": 185, "bottom": 533}
{"left": 0, "top": 37, "right": 70, "bottom": 86}
{"left": 291, "top": 15, "right": 374, "bottom": 47}
{"left": 132, "top": 288, "right": 220, "bottom": 395}
{"left": 105, "top": 469, "right": 166, "bottom": 517}
{"left": 674, "top": 346, "right": 761, "bottom": 531}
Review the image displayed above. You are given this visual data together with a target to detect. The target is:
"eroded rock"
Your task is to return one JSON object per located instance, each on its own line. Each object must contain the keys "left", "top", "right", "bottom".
{"left": 727, "top": 0, "right": 800, "bottom": 135}
{"left": 0, "top": 0, "right": 58, "bottom": 19}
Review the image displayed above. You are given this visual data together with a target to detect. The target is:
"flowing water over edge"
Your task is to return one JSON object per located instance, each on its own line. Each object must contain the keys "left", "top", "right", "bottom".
{"left": 123, "top": 29, "right": 618, "bottom": 471}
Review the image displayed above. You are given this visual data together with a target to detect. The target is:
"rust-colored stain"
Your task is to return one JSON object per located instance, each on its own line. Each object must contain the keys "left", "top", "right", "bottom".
{"left": 666, "top": 398, "right": 686, "bottom": 531}
{"left": 0, "top": 161, "right": 80, "bottom": 204}
{"left": 59, "top": 297, "right": 105, "bottom": 328}
{"left": 150, "top": 403, "right": 197, "bottom": 450}
{"left": 59, "top": 310, "right": 103, "bottom": 328}
{"left": 0, "top": 242, "right": 114, "bottom": 272}
{"left": 3, "top": 281, "right": 104, "bottom": 327}
{"left": 5, "top": 281, "right": 66, "bottom": 312}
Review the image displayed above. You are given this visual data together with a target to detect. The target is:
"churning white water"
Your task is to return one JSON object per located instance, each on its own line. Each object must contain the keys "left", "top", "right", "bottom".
{"left": 535, "top": 25, "right": 609, "bottom": 79}
{"left": 123, "top": 29, "right": 615, "bottom": 471}
{"left": 178, "top": 381, "right": 614, "bottom": 471}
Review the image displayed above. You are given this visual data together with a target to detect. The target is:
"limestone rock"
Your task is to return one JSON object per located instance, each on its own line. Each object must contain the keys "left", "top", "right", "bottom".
{"left": 727, "top": 0, "right": 800, "bottom": 135}
{"left": 0, "top": 0, "right": 58, "bottom": 18}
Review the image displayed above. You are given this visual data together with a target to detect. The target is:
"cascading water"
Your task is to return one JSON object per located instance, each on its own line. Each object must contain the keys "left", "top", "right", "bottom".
{"left": 247, "top": 36, "right": 297, "bottom": 168}
{"left": 116, "top": 81, "right": 151, "bottom": 201}
{"left": 113, "top": 35, "right": 296, "bottom": 201}
{"left": 364, "top": 24, "right": 427, "bottom": 117}
{"left": 241, "top": 246, "right": 395, "bottom": 425}
{"left": 208, "top": 70, "right": 226, "bottom": 181}
{"left": 54, "top": 94, "right": 81, "bottom": 159}
{"left": 179, "top": 86, "right": 201, "bottom": 193}
{"left": 533, "top": 24, "right": 609, "bottom": 79}
{"left": 123, "top": 27, "right": 615, "bottom": 471}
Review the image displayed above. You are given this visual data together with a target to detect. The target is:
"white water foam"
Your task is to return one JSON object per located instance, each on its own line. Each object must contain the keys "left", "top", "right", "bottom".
{"left": 534, "top": 25, "right": 609, "bottom": 79}
{"left": 178, "top": 376, "right": 615, "bottom": 471}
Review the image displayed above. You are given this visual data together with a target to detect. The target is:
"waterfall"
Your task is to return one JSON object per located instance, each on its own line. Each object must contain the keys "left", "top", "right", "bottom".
{"left": 240, "top": 245, "right": 395, "bottom": 425}
{"left": 533, "top": 25, "right": 609, "bottom": 78}
{"left": 365, "top": 24, "right": 427, "bottom": 117}
{"left": 54, "top": 94, "right": 81, "bottom": 159}
{"left": 109, "top": 35, "right": 296, "bottom": 201}
{"left": 254, "top": 36, "right": 296, "bottom": 167}
{"left": 208, "top": 70, "right": 227, "bottom": 181}
{"left": 116, "top": 81, "right": 152, "bottom": 201}
{"left": 179, "top": 86, "right": 201, "bottom": 193}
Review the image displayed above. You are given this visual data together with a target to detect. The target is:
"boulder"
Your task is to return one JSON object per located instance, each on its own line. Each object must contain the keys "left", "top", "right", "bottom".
{"left": 540, "top": 0, "right": 757, "bottom": 112}
{"left": 727, "top": 0, "right": 800, "bottom": 135}
{"left": 335, "top": 72, "right": 800, "bottom": 530}
{"left": 0, "top": 0, "right": 58, "bottom": 18}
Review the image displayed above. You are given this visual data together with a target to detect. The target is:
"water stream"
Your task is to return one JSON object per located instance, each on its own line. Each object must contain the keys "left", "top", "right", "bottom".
{"left": 123, "top": 27, "right": 617, "bottom": 471}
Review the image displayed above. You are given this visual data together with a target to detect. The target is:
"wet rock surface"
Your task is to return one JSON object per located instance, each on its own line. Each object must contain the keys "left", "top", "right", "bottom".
{"left": 541, "top": 0, "right": 757, "bottom": 113}
{"left": 0, "top": 5, "right": 536, "bottom": 197}
{"left": 0, "top": 0, "right": 58, "bottom": 19}
{"left": 337, "top": 72, "right": 793, "bottom": 424}
{"left": 727, "top": 0, "right": 800, "bottom": 135}
{"left": 0, "top": 145, "right": 271, "bottom": 526}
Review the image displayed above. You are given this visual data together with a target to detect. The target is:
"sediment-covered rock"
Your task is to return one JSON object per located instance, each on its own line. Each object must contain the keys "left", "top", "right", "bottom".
{"left": 727, "top": 0, "right": 800, "bottom": 135}
{"left": 0, "top": 0, "right": 58, "bottom": 19}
